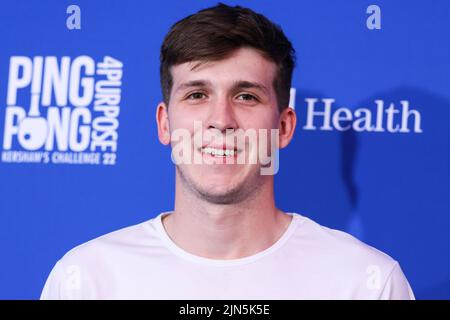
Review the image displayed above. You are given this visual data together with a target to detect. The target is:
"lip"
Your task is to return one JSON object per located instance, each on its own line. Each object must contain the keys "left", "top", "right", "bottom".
{"left": 197, "top": 144, "right": 243, "bottom": 156}
{"left": 197, "top": 145, "right": 242, "bottom": 160}
{"left": 200, "top": 144, "right": 239, "bottom": 151}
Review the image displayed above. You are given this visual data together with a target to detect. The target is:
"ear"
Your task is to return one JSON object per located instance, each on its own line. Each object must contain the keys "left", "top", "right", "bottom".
{"left": 156, "top": 102, "right": 171, "bottom": 145}
{"left": 278, "top": 107, "right": 297, "bottom": 149}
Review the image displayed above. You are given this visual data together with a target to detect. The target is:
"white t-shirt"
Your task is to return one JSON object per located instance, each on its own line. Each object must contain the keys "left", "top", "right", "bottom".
{"left": 41, "top": 212, "right": 415, "bottom": 299}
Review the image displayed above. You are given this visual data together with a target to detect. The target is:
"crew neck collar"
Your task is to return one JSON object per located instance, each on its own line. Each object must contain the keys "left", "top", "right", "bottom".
{"left": 151, "top": 211, "right": 302, "bottom": 267}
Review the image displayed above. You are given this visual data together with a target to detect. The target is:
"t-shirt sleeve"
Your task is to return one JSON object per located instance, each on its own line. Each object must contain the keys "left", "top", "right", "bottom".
{"left": 40, "top": 260, "right": 85, "bottom": 300}
{"left": 40, "top": 261, "right": 64, "bottom": 300}
{"left": 378, "top": 262, "right": 415, "bottom": 300}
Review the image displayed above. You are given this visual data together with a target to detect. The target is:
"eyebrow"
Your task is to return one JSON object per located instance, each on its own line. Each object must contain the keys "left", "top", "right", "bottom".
{"left": 175, "top": 79, "right": 269, "bottom": 95}
{"left": 232, "top": 80, "right": 269, "bottom": 94}
{"left": 174, "top": 80, "right": 212, "bottom": 93}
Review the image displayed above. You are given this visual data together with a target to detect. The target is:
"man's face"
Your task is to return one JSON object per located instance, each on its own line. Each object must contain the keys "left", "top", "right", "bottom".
{"left": 159, "top": 47, "right": 282, "bottom": 204}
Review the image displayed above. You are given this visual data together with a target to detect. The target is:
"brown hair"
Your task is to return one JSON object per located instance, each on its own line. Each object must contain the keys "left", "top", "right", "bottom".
{"left": 160, "top": 3, "right": 296, "bottom": 112}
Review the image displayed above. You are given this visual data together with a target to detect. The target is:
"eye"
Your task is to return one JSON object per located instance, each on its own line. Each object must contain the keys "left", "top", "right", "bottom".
{"left": 186, "top": 92, "right": 207, "bottom": 100}
{"left": 236, "top": 93, "right": 259, "bottom": 102}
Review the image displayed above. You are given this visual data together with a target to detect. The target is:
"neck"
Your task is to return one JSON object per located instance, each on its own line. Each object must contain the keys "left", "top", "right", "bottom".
{"left": 162, "top": 171, "right": 292, "bottom": 260}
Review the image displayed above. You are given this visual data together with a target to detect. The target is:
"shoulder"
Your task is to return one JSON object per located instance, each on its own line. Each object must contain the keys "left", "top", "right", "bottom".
{"left": 292, "top": 213, "right": 396, "bottom": 267}
{"left": 288, "top": 213, "right": 414, "bottom": 299}
{"left": 61, "top": 216, "right": 161, "bottom": 266}
{"left": 49, "top": 215, "right": 161, "bottom": 278}
{"left": 40, "top": 215, "right": 163, "bottom": 299}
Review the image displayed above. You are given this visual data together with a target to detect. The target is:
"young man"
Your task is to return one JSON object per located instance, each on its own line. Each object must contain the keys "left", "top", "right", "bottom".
{"left": 41, "top": 4, "right": 414, "bottom": 299}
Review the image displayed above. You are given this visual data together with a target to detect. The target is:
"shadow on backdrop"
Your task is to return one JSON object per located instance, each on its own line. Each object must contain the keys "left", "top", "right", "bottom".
{"left": 276, "top": 86, "right": 450, "bottom": 299}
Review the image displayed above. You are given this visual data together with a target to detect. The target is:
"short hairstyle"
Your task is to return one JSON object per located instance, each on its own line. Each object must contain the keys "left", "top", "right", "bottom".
{"left": 160, "top": 3, "right": 296, "bottom": 113}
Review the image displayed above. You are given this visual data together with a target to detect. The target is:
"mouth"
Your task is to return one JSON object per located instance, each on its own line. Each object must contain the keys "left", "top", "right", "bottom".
{"left": 198, "top": 146, "right": 241, "bottom": 158}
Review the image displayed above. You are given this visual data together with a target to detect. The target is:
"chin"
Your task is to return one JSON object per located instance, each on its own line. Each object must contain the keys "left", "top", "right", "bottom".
{"left": 190, "top": 177, "right": 245, "bottom": 203}
{"left": 196, "top": 187, "right": 246, "bottom": 205}
{"left": 177, "top": 165, "right": 259, "bottom": 204}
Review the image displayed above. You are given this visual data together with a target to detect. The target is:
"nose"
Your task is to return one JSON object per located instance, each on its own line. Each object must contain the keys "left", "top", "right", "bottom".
{"left": 205, "top": 96, "right": 238, "bottom": 133}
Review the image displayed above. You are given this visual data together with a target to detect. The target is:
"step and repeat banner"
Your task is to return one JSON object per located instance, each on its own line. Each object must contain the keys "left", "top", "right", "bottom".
{"left": 0, "top": 0, "right": 449, "bottom": 299}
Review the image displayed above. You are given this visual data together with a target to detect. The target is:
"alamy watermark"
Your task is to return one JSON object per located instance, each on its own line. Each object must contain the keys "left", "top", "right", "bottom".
{"left": 169, "top": 120, "right": 280, "bottom": 176}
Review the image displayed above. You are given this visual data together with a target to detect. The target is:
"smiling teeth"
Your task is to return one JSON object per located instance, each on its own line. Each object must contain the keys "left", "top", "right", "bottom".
{"left": 202, "top": 147, "right": 235, "bottom": 156}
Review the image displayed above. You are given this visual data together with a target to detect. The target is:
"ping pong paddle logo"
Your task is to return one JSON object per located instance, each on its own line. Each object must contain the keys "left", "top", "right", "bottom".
{"left": 2, "top": 55, "right": 123, "bottom": 165}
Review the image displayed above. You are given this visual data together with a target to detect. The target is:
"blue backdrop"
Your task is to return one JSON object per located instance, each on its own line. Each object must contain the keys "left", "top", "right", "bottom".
{"left": 0, "top": 0, "right": 449, "bottom": 299}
